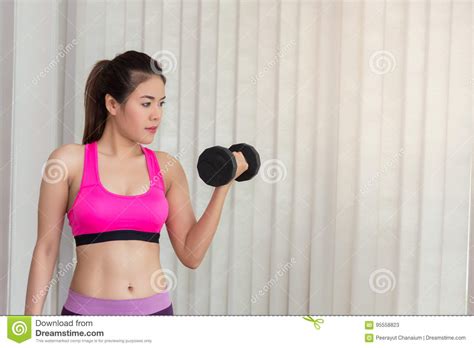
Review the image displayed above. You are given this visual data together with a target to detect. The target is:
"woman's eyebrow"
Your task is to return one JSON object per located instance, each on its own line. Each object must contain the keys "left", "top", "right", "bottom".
{"left": 140, "top": 95, "right": 166, "bottom": 100}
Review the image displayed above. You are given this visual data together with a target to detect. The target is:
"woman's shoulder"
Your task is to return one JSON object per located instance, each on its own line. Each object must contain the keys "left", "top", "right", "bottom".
{"left": 46, "top": 143, "right": 85, "bottom": 185}
{"left": 152, "top": 150, "right": 185, "bottom": 194}
{"left": 152, "top": 150, "right": 183, "bottom": 171}
{"left": 52, "top": 142, "right": 83, "bottom": 154}
{"left": 153, "top": 150, "right": 174, "bottom": 162}
{"left": 48, "top": 143, "right": 84, "bottom": 163}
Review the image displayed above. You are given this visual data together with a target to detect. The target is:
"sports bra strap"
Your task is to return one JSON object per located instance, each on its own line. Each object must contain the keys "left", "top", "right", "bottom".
{"left": 80, "top": 141, "right": 99, "bottom": 187}
{"left": 141, "top": 146, "right": 165, "bottom": 192}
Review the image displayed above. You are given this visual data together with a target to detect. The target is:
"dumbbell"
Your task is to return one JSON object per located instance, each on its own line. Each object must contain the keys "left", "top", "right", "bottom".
{"left": 197, "top": 143, "right": 261, "bottom": 187}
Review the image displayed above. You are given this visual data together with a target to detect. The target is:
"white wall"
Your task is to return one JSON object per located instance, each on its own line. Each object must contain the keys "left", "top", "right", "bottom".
{"left": 0, "top": 0, "right": 15, "bottom": 316}
{"left": 0, "top": 0, "right": 472, "bottom": 315}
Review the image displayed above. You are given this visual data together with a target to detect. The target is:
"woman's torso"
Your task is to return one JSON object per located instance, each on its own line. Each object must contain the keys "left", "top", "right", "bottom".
{"left": 65, "top": 142, "right": 171, "bottom": 299}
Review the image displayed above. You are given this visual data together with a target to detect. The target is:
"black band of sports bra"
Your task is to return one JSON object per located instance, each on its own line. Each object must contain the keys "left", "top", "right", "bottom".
{"left": 74, "top": 230, "right": 161, "bottom": 246}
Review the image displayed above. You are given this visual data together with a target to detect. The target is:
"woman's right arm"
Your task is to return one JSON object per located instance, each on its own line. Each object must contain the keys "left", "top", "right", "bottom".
{"left": 24, "top": 145, "right": 73, "bottom": 315}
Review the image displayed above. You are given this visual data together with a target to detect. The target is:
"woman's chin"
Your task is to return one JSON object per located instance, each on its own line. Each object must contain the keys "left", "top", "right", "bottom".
{"left": 139, "top": 136, "right": 154, "bottom": 145}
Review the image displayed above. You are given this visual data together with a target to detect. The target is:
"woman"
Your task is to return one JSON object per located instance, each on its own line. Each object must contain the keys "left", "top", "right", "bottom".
{"left": 24, "top": 50, "right": 248, "bottom": 316}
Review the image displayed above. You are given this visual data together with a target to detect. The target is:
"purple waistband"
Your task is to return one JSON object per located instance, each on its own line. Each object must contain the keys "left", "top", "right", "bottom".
{"left": 63, "top": 288, "right": 172, "bottom": 315}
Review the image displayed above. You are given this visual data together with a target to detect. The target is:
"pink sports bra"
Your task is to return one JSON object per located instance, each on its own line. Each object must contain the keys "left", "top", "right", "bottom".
{"left": 66, "top": 141, "right": 169, "bottom": 246}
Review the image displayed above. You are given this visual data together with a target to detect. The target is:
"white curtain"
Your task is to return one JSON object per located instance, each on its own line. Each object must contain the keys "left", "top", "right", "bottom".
{"left": 0, "top": 0, "right": 472, "bottom": 315}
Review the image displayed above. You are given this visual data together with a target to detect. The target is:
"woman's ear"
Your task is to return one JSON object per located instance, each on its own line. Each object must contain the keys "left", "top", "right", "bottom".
{"left": 104, "top": 93, "right": 119, "bottom": 116}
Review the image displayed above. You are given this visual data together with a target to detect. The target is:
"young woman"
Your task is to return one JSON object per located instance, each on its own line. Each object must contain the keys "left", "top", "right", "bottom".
{"left": 24, "top": 50, "right": 248, "bottom": 316}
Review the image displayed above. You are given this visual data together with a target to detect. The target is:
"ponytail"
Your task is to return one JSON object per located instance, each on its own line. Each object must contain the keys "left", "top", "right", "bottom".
{"left": 82, "top": 59, "right": 110, "bottom": 144}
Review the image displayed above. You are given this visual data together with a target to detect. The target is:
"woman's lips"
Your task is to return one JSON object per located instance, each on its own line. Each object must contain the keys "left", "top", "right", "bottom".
{"left": 145, "top": 126, "right": 157, "bottom": 133}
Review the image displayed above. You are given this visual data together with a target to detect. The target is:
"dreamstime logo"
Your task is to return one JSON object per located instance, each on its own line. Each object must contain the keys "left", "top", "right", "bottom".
{"left": 160, "top": 147, "right": 187, "bottom": 175}
{"left": 7, "top": 316, "right": 31, "bottom": 343}
{"left": 251, "top": 257, "right": 296, "bottom": 304}
{"left": 31, "top": 39, "right": 78, "bottom": 85}
{"left": 11, "top": 321, "right": 28, "bottom": 336}
{"left": 251, "top": 39, "right": 296, "bottom": 85}
{"left": 151, "top": 50, "right": 177, "bottom": 75}
{"left": 369, "top": 50, "right": 397, "bottom": 75}
{"left": 142, "top": 148, "right": 188, "bottom": 193}
{"left": 357, "top": 147, "right": 404, "bottom": 198}
{"left": 369, "top": 268, "right": 396, "bottom": 294}
{"left": 260, "top": 159, "right": 287, "bottom": 184}
{"left": 150, "top": 268, "right": 178, "bottom": 293}
{"left": 31, "top": 257, "right": 77, "bottom": 304}
{"left": 41, "top": 159, "right": 68, "bottom": 184}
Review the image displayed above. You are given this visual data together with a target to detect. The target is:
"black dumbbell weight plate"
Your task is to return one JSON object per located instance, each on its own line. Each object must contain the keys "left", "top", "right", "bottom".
{"left": 197, "top": 146, "right": 237, "bottom": 187}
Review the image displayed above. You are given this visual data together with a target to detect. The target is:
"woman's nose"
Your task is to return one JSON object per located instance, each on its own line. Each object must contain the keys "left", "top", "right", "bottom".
{"left": 151, "top": 111, "right": 161, "bottom": 120}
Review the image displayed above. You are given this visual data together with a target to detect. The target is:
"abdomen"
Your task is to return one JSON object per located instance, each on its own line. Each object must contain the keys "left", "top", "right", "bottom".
{"left": 70, "top": 240, "right": 169, "bottom": 299}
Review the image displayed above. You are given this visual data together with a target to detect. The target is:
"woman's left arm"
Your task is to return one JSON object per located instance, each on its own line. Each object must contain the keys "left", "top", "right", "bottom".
{"left": 158, "top": 151, "right": 247, "bottom": 269}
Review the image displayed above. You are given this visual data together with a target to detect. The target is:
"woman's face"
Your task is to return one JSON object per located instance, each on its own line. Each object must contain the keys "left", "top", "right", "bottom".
{"left": 106, "top": 75, "right": 166, "bottom": 144}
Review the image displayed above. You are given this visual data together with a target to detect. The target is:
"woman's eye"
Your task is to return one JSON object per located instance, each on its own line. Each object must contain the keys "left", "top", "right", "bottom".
{"left": 142, "top": 102, "right": 165, "bottom": 107}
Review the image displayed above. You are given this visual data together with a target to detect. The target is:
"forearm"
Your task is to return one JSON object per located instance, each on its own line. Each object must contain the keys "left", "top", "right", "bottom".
{"left": 184, "top": 183, "right": 232, "bottom": 268}
{"left": 24, "top": 247, "right": 58, "bottom": 315}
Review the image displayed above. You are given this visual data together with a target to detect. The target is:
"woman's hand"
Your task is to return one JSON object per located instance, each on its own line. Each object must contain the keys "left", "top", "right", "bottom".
{"left": 217, "top": 151, "right": 249, "bottom": 190}
{"left": 230, "top": 151, "right": 249, "bottom": 182}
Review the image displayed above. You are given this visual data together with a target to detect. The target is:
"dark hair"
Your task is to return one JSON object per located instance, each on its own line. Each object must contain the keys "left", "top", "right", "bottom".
{"left": 82, "top": 50, "right": 167, "bottom": 144}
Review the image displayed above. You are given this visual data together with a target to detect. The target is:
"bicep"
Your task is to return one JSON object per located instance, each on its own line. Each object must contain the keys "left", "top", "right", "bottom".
{"left": 164, "top": 155, "right": 197, "bottom": 253}
{"left": 36, "top": 146, "right": 71, "bottom": 256}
